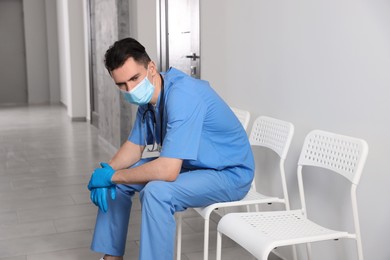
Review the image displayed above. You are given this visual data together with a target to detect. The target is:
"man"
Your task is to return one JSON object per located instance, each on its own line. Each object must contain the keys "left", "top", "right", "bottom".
{"left": 88, "top": 37, "right": 254, "bottom": 260}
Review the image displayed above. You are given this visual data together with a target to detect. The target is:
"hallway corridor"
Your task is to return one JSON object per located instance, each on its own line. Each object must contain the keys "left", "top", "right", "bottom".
{"left": 0, "top": 105, "right": 260, "bottom": 260}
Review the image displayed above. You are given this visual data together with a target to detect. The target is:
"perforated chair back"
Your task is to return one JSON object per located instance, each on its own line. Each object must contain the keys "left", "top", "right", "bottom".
{"left": 247, "top": 116, "right": 294, "bottom": 211}
{"left": 295, "top": 130, "right": 368, "bottom": 260}
{"left": 230, "top": 106, "right": 250, "bottom": 130}
{"left": 298, "top": 130, "right": 368, "bottom": 184}
{"left": 249, "top": 116, "right": 294, "bottom": 159}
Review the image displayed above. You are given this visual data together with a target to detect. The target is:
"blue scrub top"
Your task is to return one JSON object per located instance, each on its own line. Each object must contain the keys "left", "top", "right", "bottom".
{"left": 128, "top": 68, "right": 254, "bottom": 173}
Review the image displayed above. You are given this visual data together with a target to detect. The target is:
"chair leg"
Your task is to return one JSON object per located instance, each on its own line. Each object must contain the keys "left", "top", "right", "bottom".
{"left": 356, "top": 237, "right": 364, "bottom": 260}
{"left": 306, "top": 242, "right": 312, "bottom": 260}
{"left": 176, "top": 213, "right": 182, "bottom": 260}
{"left": 203, "top": 219, "right": 210, "bottom": 260}
{"left": 216, "top": 231, "right": 222, "bottom": 260}
{"left": 292, "top": 245, "right": 298, "bottom": 260}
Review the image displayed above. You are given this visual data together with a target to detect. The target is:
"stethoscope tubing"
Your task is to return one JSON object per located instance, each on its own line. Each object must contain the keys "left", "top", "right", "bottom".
{"left": 141, "top": 73, "right": 165, "bottom": 152}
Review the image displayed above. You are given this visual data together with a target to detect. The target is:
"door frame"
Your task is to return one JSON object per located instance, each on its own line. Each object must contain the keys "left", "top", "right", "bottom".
{"left": 157, "top": 0, "right": 169, "bottom": 72}
{"left": 87, "top": 0, "right": 99, "bottom": 128}
{"left": 157, "top": 0, "right": 200, "bottom": 77}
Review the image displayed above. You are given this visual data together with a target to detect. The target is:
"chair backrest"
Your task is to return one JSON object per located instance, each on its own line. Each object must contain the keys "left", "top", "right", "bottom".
{"left": 298, "top": 130, "right": 368, "bottom": 185}
{"left": 248, "top": 116, "right": 294, "bottom": 209}
{"left": 249, "top": 116, "right": 295, "bottom": 159}
{"left": 230, "top": 106, "right": 250, "bottom": 130}
{"left": 297, "top": 130, "right": 368, "bottom": 249}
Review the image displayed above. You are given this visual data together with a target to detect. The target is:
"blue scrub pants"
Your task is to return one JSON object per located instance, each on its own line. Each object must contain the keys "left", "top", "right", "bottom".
{"left": 91, "top": 159, "right": 253, "bottom": 260}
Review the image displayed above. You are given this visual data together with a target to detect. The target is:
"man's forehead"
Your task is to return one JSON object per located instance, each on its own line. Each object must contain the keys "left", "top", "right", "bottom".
{"left": 112, "top": 59, "right": 146, "bottom": 84}
{"left": 114, "top": 58, "right": 141, "bottom": 74}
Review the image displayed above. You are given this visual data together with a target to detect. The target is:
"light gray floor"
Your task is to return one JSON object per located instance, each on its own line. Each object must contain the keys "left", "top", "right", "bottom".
{"left": 0, "top": 105, "right": 281, "bottom": 260}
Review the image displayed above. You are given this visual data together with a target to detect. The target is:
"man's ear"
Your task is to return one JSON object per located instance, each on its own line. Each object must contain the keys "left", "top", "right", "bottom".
{"left": 149, "top": 61, "right": 158, "bottom": 76}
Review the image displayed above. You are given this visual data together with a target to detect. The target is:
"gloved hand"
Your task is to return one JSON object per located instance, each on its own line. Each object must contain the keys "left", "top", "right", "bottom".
{"left": 87, "top": 162, "right": 116, "bottom": 190}
{"left": 90, "top": 187, "right": 116, "bottom": 213}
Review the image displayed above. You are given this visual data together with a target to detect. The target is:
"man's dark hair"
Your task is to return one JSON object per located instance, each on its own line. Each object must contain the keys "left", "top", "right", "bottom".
{"left": 104, "top": 38, "right": 151, "bottom": 73}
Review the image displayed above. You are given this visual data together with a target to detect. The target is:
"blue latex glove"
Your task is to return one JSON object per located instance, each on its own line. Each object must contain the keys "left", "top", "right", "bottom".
{"left": 90, "top": 187, "right": 116, "bottom": 213}
{"left": 87, "top": 162, "right": 116, "bottom": 190}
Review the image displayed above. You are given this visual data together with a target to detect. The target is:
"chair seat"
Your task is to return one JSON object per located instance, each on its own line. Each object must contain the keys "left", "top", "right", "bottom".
{"left": 218, "top": 210, "right": 349, "bottom": 259}
{"left": 193, "top": 190, "right": 285, "bottom": 219}
{"left": 243, "top": 189, "right": 278, "bottom": 202}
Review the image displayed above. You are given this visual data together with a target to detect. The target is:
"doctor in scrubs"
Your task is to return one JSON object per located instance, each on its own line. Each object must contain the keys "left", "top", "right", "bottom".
{"left": 87, "top": 37, "right": 254, "bottom": 260}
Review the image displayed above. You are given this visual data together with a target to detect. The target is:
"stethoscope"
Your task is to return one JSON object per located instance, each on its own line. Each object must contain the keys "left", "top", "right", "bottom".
{"left": 141, "top": 74, "right": 164, "bottom": 152}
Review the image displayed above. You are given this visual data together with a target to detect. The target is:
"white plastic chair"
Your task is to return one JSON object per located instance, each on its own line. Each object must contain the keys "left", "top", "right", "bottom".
{"left": 216, "top": 130, "right": 368, "bottom": 260}
{"left": 230, "top": 106, "right": 251, "bottom": 130}
{"left": 176, "top": 115, "right": 294, "bottom": 260}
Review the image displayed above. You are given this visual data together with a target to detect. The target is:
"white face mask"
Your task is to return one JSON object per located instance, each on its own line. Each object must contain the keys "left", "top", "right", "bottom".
{"left": 121, "top": 70, "right": 155, "bottom": 105}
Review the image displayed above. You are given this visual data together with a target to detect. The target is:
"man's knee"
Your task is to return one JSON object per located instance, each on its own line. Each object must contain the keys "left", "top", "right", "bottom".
{"left": 140, "top": 181, "right": 173, "bottom": 204}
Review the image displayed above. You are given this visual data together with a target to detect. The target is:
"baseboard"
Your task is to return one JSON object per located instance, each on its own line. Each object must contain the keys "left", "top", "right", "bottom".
{"left": 71, "top": 117, "right": 87, "bottom": 122}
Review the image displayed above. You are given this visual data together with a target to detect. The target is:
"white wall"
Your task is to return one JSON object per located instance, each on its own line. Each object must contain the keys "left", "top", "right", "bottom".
{"left": 23, "top": 0, "right": 50, "bottom": 104}
{"left": 45, "top": 0, "right": 61, "bottom": 104}
{"left": 68, "top": 0, "right": 88, "bottom": 119}
{"left": 56, "top": 0, "right": 89, "bottom": 120}
{"left": 201, "top": 0, "right": 390, "bottom": 260}
{"left": 56, "top": 0, "right": 71, "bottom": 107}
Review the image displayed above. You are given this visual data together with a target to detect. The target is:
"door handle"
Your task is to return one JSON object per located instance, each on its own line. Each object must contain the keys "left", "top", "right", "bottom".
{"left": 185, "top": 53, "right": 200, "bottom": 61}
{"left": 190, "top": 66, "right": 196, "bottom": 76}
